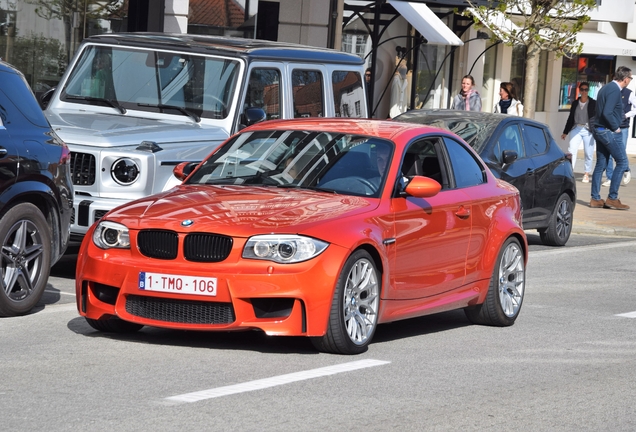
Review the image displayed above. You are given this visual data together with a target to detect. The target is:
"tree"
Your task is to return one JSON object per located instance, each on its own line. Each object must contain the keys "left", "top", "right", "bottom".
{"left": 464, "top": 0, "right": 596, "bottom": 118}
{"left": 24, "top": 0, "right": 123, "bottom": 63}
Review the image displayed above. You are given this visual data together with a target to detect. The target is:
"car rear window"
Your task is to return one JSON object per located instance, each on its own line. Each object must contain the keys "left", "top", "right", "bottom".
{"left": 0, "top": 70, "right": 49, "bottom": 128}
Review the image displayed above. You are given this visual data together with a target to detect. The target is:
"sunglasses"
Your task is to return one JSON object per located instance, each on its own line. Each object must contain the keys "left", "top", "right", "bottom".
{"left": 580, "top": 88, "right": 589, "bottom": 91}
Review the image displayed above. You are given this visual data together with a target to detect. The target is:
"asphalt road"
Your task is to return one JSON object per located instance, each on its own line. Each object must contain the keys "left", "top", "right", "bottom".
{"left": 3, "top": 234, "right": 636, "bottom": 430}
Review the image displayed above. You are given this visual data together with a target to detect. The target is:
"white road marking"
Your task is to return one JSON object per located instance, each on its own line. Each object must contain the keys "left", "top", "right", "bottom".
{"left": 615, "top": 311, "right": 636, "bottom": 318}
{"left": 44, "top": 289, "right": 76, "bottom": 297}
{"left": 531, "top": 240, "right": 636, "bottom": 257}
{"left": 165, "top": 359, "right": 391, "bottom": 403}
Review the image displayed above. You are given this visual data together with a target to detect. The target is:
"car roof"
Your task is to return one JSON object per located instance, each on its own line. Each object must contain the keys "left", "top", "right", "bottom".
{"left": 397, "top": 109, "right": 549, "bottom": 127}
{"left": 243, "top": 118, "right": 451, "bottom": 141}
{"left": 83, "top": 33, "right": 365, "bottom": 65}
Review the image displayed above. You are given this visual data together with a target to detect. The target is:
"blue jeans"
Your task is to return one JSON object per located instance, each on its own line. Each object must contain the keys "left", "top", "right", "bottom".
{"left": 605, "top": 127, "right": 630, "bottom": 178}
{"left": 592, "top": 128, "right": 629, "bottom": 200}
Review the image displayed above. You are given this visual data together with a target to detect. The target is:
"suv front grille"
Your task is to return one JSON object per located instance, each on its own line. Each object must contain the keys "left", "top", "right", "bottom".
{"left": 125, "top": 295, "right": 235, "bottom": 324}
{"left": 137, "top": 230, "right": 233, "bottom": 262}
{"left": 70, "top": 152, "right": 96, "bottom": 185}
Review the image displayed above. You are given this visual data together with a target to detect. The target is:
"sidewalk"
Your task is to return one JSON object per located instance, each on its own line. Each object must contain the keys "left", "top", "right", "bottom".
{"left": 571, "top": 153, "right": 636, "bottom": 237}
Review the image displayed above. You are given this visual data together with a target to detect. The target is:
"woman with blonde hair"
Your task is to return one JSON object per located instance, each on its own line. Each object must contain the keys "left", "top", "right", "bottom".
{"left": 494, "top": 82, "right": 523, "bottom": 116}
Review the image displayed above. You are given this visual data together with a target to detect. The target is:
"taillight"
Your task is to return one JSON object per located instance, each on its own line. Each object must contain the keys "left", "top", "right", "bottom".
{"left": 565, "top": 152, "right": 573, "bottom": 163}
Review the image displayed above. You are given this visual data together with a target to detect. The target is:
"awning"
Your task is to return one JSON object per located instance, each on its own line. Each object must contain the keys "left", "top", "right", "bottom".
{"left": 577, "top": 31, "right": 636, "bottom": 57}
{"left": 388, "top": 0, "right": 463, "bottom": 46}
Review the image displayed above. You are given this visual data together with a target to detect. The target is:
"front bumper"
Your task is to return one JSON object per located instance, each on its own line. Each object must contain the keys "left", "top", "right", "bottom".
{"left": 75, "top": 230, "right": 349, "bottom": 337}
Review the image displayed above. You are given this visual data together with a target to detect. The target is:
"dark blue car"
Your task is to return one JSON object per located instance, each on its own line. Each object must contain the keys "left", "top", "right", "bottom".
{"left": 0, "top": 61, "right": 73, "bottom": 316}
{"left": 396, "top": 109, "right": 576, "bottom": 246}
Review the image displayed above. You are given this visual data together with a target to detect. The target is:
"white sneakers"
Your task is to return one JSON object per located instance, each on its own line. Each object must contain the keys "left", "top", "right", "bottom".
{"left": 600, "top": 171, "right": 631, "bottom": 186}
{"left": 582, "top": 173, "right": 590, "bottom": 183}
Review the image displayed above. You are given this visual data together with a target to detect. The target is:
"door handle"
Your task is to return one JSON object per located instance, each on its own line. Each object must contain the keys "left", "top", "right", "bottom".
{"left": 0, "top": 148, "right": 7, "bottom": 157}
{"left": 455, "top": 206, "right": 470, "bottom": 219}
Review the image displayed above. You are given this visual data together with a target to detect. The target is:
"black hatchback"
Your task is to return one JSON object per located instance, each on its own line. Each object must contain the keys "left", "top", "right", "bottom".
{"left": 396, "top": 110, "right": 576, "bottom": 246}
{"left": 0, "top": 61, "right": 73, "bottom": 316}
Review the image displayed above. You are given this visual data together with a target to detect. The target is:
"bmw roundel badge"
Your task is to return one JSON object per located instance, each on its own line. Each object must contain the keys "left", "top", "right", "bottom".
{"left": 181, "top": 219, "right": 194, "bottom": 227}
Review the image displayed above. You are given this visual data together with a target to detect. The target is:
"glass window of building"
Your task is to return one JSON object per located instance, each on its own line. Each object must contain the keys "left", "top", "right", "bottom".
{"left": 416, "top": 44, "right": 449, "bottom": 109}
{"left": 559, "top": 54, "right": 615, "bottom": 110}
{"left": 0, "top": 1, "right": 123, "bottom": 99}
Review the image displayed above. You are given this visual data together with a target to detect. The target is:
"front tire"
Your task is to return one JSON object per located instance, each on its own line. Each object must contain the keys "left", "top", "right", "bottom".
{"left": 540, "top": 193, "right": 572, "bottom": 246}
{"left": 465, "top": 237, "right": 525, "bottom": 326}
{"left": 0, "top": 203, "right": 52, "bottom": 317}
{"left": 311, "top": 250, "right": 380, "bottom": 354}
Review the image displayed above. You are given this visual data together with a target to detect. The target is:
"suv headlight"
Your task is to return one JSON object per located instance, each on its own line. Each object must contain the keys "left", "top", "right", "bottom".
{"left": 242, "top": 235, "right": 328, "bottom": 263}
{"left": 93, "top": 221, "right": 130, "bottom": 249}
{"left": 111, "top": 158, "right": 140, "bottom": 185}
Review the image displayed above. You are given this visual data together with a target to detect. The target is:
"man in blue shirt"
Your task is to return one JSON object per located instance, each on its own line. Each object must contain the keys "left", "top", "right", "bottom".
{"left": 590, "top": 66, "right": 632, "bottom": 210}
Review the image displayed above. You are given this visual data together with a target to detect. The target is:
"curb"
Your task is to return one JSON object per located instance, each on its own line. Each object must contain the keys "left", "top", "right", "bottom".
{"left": 571, "top": 221, "right": 636, "bottom": 237}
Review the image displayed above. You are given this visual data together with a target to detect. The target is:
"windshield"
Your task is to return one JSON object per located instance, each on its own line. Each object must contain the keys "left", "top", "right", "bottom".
{"left": 406, "top": 116, "right": 500, "bottom": 153}
{"left": 186, "top": 130, "right": 394, "bottom": 198}
{"left": 61, "top": 45, "right": 241, "bottom": 120}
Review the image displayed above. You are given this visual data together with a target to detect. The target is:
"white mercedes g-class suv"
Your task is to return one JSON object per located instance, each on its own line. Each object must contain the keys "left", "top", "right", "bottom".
{"left": 43, "top": 33, "right": 367, "bottom": 240}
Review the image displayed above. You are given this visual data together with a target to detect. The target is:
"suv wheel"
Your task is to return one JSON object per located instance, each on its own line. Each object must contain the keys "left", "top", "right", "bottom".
{"left": 0, "top": 203, "right": 52, "bottom": 317}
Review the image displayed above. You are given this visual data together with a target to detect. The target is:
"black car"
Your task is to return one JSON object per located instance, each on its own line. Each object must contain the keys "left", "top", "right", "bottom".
{"left": 0, "top": 61, "right": 73, "bottom": 316}
{"left": 396, "top": 109, "right": 576, "bottom": 246}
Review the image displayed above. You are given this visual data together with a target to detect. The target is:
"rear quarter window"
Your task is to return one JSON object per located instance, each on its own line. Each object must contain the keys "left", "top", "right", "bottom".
{"left": 0, "top": 70, "right": 49, "bottom": 128}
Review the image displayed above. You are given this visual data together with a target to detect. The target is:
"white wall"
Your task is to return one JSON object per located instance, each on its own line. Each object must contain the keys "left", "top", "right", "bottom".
{"left": 164, "top": 0, "right": 188, "bottom": 33}
{"left": 278, "top": 0, "right": 330, "bottom": 47}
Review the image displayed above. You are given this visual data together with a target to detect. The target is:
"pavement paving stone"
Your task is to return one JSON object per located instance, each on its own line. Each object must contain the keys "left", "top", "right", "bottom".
{"left": 570, "top": 153, "right": 636, "bottom": 237}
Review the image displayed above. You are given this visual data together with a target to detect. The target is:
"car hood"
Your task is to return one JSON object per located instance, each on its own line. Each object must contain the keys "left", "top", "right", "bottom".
{"left": 44, "top": 110, "right": 229, "bottom": 147}
{"left": 106, "top": 185, "right": 378, "bottom": 237}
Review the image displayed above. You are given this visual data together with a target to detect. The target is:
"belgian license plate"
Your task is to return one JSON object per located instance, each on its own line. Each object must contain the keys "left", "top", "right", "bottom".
{"left": 138, "top": 272, "right": 217, "bottom": 296}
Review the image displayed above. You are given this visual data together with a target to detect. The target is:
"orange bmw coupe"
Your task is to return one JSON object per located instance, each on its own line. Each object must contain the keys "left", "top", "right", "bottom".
{"left": 76, "top": 119, "right": 527, "bottom": 354}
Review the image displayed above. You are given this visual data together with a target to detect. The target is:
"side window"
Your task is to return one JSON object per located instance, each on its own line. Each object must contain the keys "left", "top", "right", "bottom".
{"left": 524, "top": 124, "right": 548, "bottom": 156}
{"left": 245, "top": 68, "right": 281, "bottom": 120}
{"left": 494, "top": 124, "right": 524, "bottom": 163}
{"left": 332, "top": 71, "right": 364, "bottom": 118}
{"left": 401, "top": 138, "right": 444, "bottom": 187}
{"left": 292, "top": 69, "right": 324, "bottom": 118}
{"left": 443, "top": 137, "right": 485, "bottom": 188}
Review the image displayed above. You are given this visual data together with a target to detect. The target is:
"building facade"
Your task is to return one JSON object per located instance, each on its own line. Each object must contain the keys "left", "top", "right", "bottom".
{"left": 3, "top": 0, "right": 636, "bottom": 152}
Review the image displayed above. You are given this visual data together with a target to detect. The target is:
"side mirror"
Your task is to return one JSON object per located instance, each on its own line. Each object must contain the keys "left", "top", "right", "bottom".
{"left": 173, "top": 162, "right": 199, "bottom": 181}
{"left": 403, "top": 175, "right": 441, "bottom": 198}
{"left": 501, "top": 150, "right": 518, "bottom": 166}
{"left": 243, "top": 107, "right": 267, "bottom": 127}
{"left": 39, "top": 87, "right": 56, "bottom": 110}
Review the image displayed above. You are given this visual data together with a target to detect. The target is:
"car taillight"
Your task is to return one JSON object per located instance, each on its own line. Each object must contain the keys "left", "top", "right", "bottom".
{"left": 60, "top": 144, "right": 71, "bottom": 165}
{"left": 565, "top": 152, "right": 573, "bottom": 162}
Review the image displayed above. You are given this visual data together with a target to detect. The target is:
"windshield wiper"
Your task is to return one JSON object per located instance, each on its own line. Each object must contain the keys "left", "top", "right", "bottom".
{"left": 137, "top": 103, "right": 200, "bottom": 123}
{"left": 276, "top": 184, "right": 338, "bottom": 194}
{"left": 65, "top": 95, "right": 126, "bottom": 114}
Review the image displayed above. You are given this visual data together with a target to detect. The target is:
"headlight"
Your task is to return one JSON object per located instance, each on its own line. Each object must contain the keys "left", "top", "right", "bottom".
{"left": 93, "top": 221, "right": 130, "bottom": 249}
{"left": 111, "top": 158, "right": 140, "bottom": 185}
{"left": 242, "top": 235, "right": 328, "bottom": 263}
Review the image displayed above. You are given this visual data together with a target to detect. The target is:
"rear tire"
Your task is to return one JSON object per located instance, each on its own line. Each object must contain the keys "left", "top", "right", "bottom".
{"left": 540, "top": 193, "right": 572, "bottom": 246}
{"left": 85, "top": 317, "right": 144, "bottom": 333}
{"left": 465, "top": 237, "right": 525, "bottom": 326}
{"left": 0, "top": 203, "right": 52, "bottom": 317}
{"left": 311, "top": 250, "right": 380, "bottom": 354}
